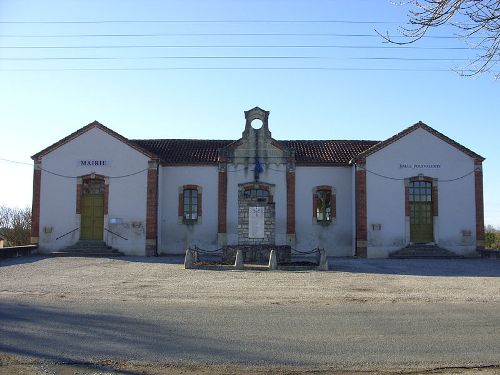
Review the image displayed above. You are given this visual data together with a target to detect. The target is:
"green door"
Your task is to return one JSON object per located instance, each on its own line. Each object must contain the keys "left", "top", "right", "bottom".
{"left": 409, "top": 181, "right": 433, "bottom": 243}
{"left": 80, "top": 194, "right": 104, "bottom": 240}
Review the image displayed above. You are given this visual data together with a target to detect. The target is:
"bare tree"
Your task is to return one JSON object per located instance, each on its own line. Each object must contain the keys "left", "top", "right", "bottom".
{"left": 379, "top": 0, "right": 499, "bottom": 78}
{"left": 0, "top": 206, "right": 32, "bottom": 246}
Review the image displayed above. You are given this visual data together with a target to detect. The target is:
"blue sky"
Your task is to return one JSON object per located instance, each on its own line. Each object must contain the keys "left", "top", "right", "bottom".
{"left": 0, "top": 0, "right": 499, "bottom": 226}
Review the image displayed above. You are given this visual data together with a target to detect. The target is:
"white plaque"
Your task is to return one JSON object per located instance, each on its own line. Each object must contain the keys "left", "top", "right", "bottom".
{"left": 249, "top": 207, "right": 265, "bottom": 239}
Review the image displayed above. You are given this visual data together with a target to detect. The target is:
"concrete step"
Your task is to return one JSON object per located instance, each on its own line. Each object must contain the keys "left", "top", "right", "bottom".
{"left": 70, "top": 240, "right": 109, "bottom": 248}
{"left": 50, "top": 251, "right": 123, "bottom": 257}
{"left": 51, "top": 241, "right": 123, "bottom": 257}
{"left": 243, "top": 264, "right": 270, "bottom": 271}
{"left": 390, "top": 245, "right": 462, "bottom": 259}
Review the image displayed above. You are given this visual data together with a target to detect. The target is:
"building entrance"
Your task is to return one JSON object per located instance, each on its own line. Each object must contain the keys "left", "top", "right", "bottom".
{"left": 80, "top": 179, "right": 105, "bottom": 240}
{"left": 409, "top": 180, "right": 433, "bottom": 243}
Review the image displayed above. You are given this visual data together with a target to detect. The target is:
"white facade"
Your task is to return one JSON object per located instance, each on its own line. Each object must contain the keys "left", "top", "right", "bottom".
{"left": 364, "top": 128, "right": 477, "bottom": 257}
{"left": 35, "top": 126, "right": 151, "bottom": 255}
{"left": 31, "top": 109, "right": 485, "bottom": 258}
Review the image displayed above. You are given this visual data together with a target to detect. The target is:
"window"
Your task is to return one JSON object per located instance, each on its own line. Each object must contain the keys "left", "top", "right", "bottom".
{"left": 313, "top": 186, "right": 336, "bottom": 224}
{"left": 179, "top": 185, "right": 202, "bottom": 223}
{"left": 183, "top": 189, "right": 198, "bottom": 221}
{"left": 244, "top": 188, "right": 270, "bottom": 200}
{"left": 316, "top": 190, "right": 332, "bottom": 222}
{"left": 409, "top": 181, "right": 432, "bottom": 202}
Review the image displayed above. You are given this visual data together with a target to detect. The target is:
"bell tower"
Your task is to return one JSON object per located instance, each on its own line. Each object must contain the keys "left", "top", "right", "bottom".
{"left": 242, "top": 106, "right": 271, "bottom": 139}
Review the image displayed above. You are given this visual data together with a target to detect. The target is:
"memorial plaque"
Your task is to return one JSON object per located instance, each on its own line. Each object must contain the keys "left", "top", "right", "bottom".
{"left": 249, "top": 207, "right": 265, "bottom": 238}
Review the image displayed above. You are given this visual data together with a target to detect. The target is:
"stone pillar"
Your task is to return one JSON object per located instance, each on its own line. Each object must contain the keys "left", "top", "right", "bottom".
{"left": 268, "top": 249, "right": 277, "bottom": 270}
{"left": 355, "top": 162, "right": 367, "bottom": 257}
{"left": 184, "top": 248, "right": 195, "bottom": 269}
{"left": 235, "top": 249, "right": 244, "bottom": 270}
{"left": 318, "top": 249, "right": 328, "bottom": 271}
{"left": 474, "top": 159, "right": 485, "bottom": 249}
{"left": 30, "top": 158, "right": 41, "bottom": 245}
{"left": 145, "top": 160, "right": 158, "bottom": 256}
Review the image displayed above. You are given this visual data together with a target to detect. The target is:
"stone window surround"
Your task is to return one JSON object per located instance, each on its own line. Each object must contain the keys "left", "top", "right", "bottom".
{"left": 178, "top": 184, "right": 203, "bottom": 224}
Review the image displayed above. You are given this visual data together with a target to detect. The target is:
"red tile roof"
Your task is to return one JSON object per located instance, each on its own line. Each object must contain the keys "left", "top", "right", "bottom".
{"left": 132, "top": 139, "right": 233, "bottom": 165}
{"left": 282, "top": 140, "right": 379, "bottom": 165}
{"left": 132, "top": 139, "right": 380, "bottom": 165}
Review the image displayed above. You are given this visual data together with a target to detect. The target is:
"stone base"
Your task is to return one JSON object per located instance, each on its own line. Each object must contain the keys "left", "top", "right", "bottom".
{"left": 217, "top": 233, "right": 227, "bottom": 247}
{"left": 145, "top": 239, "right": 157, "bottom": 256}
{"left": 223, "top": 245, "right": 291, "bottom": 264}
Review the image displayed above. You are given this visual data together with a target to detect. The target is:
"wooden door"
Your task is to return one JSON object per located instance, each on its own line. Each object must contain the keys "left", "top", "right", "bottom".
{"left": 409, "top": 181, "right": 433, "bottom": 243}
{"left": 80, "top": 194, "right": 104, "bottom": 240}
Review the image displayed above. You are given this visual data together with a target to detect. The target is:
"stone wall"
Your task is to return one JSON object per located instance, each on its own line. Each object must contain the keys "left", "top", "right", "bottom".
{"left": 237, "top": 183, "right": 275, "bottom": 245}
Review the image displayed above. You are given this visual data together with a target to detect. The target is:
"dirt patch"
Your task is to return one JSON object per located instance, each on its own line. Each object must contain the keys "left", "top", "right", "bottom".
{"left": 0, "top": 257, "right": 498, "bottom": 307}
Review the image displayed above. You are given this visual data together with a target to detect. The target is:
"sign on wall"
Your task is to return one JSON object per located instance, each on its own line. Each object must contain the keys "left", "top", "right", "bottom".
{"left": 400, "top": 163, "right": 441, "bottom": 169}
{"left": 77, "top": 160, "right": 112, "bottom": 167}
{"left": 249, "top": 207, "right": 265, "bottom": 239}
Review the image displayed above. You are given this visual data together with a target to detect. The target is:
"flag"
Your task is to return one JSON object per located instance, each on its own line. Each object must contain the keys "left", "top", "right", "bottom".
{"left": 255, "top": 157, "right": 264, "bottom": 174}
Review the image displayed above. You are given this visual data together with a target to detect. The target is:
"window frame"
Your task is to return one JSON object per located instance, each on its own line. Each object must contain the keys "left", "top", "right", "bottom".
{"left": 312, "top": 185, "right": 336, "bottom": 225}
{"left": 178, "top": 185, "right": 202, "bottom": 224}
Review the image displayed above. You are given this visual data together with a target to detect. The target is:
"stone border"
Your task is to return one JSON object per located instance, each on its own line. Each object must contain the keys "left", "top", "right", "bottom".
{"left": 184, "top": 248, "right": 329, "bottom": 271}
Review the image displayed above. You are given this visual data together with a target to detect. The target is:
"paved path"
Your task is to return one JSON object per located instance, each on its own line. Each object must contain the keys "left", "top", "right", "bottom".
{"left": 1, "top": 299, "right": 499, "bottom": 371}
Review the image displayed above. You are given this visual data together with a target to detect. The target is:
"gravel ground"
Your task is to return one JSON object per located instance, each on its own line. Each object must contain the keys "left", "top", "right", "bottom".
{"left": 0, "top": 256, "right": 499, "bottom": 306}
{"left": 1, "top": 256, "right": 499, "bottom": 374}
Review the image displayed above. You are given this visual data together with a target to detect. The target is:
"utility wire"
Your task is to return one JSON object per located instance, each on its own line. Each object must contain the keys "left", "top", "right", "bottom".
{"left": 0, "top": 44, "right": 477, "bottom": 50}
{"left": 0, "top": 158, "right": 148, "bottom": 179}
{"left": 0, "top": 158, "right": 480, "bottom": 182}
{"left": 0, "top": 32, "right": 479, "bottom": 39}
{"left": 0, "top": 67, "right": 489, "bottom": 72}
{"left": 0, "top": 19, "right": 400, "bottom": 24}
{"left": 0, "top": 56, "right": 483, "bottom": 61}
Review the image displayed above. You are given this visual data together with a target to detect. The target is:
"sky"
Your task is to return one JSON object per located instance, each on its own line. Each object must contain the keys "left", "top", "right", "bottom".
{"left": 0, "top": 0, "right": 499, "bottom": 227}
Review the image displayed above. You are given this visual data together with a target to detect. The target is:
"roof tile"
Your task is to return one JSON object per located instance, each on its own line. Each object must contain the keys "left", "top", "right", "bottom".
{"left": 132, "top": 139, "right": 380, "bottom": 165}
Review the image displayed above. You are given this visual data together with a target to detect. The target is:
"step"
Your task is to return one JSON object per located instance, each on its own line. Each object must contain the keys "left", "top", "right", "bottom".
{"left": 50, "top": 251, "right": 123, "bottom": 257}
{"left": 71, "top": 241, "right": 109, "bottom": 248}
{"left": 389, "top": 245, "right": 462, "bottom": 259}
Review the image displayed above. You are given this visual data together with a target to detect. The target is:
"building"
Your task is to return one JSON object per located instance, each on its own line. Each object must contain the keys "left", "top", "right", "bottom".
{"left": 30, "top": 107, "right": 485, "bottom": 258}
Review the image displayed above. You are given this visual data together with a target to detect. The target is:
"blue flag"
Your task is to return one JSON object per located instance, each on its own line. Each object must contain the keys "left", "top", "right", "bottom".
{"left": 255, "top": 157, "right": 264, "bottom": 174}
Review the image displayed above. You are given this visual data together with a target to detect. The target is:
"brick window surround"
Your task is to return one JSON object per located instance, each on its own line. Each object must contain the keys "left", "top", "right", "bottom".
{"left": 312, "top": 185, "right": 336, "bottom": 224}
{"left": 178, "top": 185, "right": 203, "bottom": 224}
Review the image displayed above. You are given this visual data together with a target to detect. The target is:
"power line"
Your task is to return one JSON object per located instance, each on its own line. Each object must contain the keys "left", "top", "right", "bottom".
{"left": 0, "top": 19, "right": 400, "bottom": 24}
{"left": 0, "top": 67, "right": 488, "bottom": 72}
{"left": 0, "top": 44, "right": 477, "bottom": 50}
{"left": 0, "top": 158, "right": 149, "bottom": 179}
{"left": 0, "top": 32, "right": 479, "bottom": 39}
{"left": 0, "top": 56, "right": 481, "bottom": 61}
{"left": 0, "top": 158, "right": 480, "bottom": 182}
